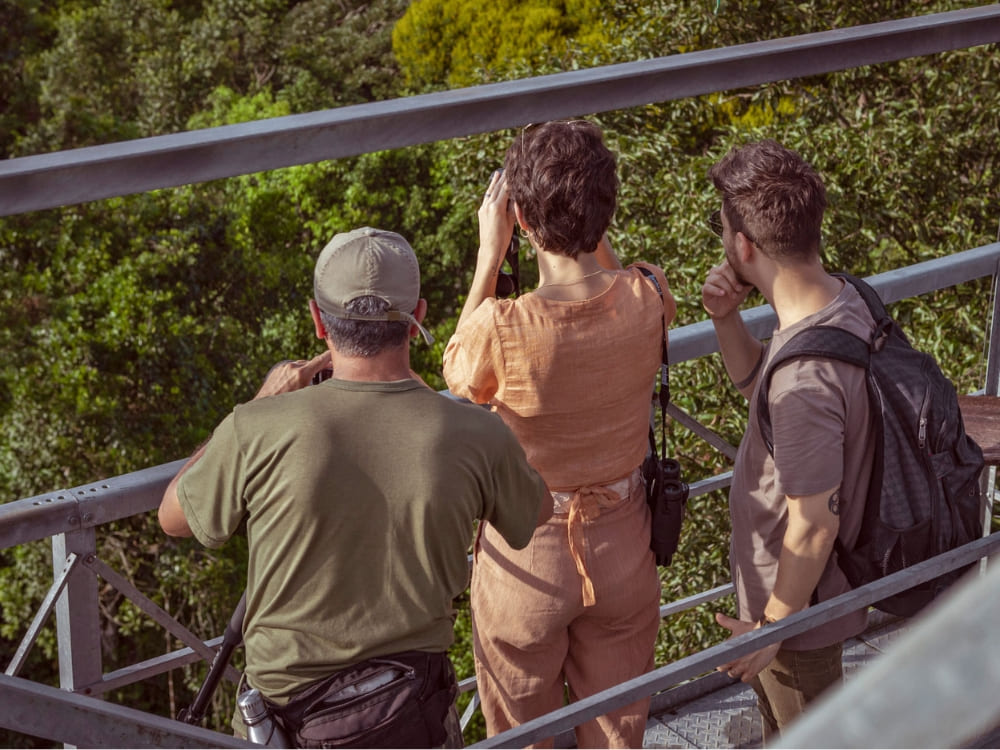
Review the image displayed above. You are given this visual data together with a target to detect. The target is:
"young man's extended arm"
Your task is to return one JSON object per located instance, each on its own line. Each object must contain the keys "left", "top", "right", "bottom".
{"left": 702, "top": 260, "right": 765, "bottom": 399}
{"left": 716, "top": 485, "right": 841, "bottom": 681}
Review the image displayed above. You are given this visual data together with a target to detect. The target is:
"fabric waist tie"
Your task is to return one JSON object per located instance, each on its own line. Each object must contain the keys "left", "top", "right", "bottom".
{"left": 553, "top": 468, "right": 640, "bottom": 607}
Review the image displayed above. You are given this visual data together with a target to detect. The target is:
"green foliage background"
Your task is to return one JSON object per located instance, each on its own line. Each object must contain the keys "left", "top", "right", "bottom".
{"left": 1, "top": 0, "right": 998, "bottom": 745}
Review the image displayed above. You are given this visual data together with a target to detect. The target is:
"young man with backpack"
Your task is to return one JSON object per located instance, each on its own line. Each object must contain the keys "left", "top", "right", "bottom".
{"left": 701, "top": 139, "right": 877, "bottom": 741}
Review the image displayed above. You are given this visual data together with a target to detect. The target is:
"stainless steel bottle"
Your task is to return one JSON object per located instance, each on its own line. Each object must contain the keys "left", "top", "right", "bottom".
{"left": 237, "top": 688, "right": 290, "bottom": 747}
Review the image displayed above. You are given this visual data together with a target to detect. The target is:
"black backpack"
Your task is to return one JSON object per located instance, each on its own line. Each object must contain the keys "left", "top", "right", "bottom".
{"left": 757, "top": 273, "right": 984, "bottom": 617}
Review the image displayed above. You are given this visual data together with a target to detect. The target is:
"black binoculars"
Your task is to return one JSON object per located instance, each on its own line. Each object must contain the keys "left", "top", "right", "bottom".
{"left": 644, "top": 456, "right": 690, "bottom": 567}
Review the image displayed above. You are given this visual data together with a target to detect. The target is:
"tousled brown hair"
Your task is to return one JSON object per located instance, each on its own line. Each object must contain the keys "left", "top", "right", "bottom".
{"left": 504, "top": 120, "right": 618, "bottom": 258}
{"left": 708, "top": 139, "right": 827, "bottom": 261}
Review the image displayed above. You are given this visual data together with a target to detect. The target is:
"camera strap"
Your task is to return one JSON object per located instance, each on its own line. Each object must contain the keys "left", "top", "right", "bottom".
{"left": 637, "top": 267, "right": 670, "bottom": 463}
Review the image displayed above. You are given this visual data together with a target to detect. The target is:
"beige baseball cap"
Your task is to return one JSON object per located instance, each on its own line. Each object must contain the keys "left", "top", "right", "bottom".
{"left": 313, "top": 227, "right": 433, "bottom": 345}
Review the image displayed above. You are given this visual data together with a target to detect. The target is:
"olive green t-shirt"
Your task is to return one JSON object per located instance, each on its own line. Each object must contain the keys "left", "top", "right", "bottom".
{"left": 177, "top": 378, "right": 547, "bottom": 701}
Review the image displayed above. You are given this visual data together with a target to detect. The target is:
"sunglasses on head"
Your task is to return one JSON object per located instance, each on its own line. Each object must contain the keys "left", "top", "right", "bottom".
{"left": 708, "top": 208, "right": 757, "bottom": 245}
{"left": 708, "top": 209, "right": 724, "bottom": 237}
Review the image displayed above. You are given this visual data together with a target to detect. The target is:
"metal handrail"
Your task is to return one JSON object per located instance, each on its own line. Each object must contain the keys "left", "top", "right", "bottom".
{"left": 1, "top": 5, "right": 999, "bottom": 215}
{"left": 0, "top": 672, "right": 254, "bottom": 749}
{"left": 472, "top": 533, "right": 1000, "bottom": 748}
{"left": 775, "top": 551, "right": 1000, "bottom": 749}
{"left": 2, "top": 243, "right": 999, "bottom": 744}
{"left": 1, "top": 6, "right": 999, "bottom": 746}
{"left": 1, "top": 533, "right": 995, "bottom": 747}
{"left": 3, "top": 244, "right": 999, "bottom": 691}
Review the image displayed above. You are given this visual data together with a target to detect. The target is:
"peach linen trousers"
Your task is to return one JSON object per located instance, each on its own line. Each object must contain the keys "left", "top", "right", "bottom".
{"left": 443, "top": 264, "right": 676, "bottom": 748}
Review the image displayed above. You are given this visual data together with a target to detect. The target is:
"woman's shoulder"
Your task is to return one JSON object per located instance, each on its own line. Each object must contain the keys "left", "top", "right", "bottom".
{"left": 622, "top": 262, "right": 677, "bottom": 323}
{"left": 624, "top": 261, "right": 667, "bottom": 288}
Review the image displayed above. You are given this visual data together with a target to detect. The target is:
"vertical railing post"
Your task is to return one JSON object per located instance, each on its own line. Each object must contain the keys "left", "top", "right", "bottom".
{"left": 985, "top": 259, "right": 1000, "bottom": 398}
{"left": 980, "top": 259, "right": 1000, "bottom": 567}
{"left": 52, "top": 527, "right": 102, "bottom": 695}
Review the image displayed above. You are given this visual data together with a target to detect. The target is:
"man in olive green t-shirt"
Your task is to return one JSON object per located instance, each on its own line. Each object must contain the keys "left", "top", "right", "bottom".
{"left": 158, "top": 227, "right": 551, "bottom": 746}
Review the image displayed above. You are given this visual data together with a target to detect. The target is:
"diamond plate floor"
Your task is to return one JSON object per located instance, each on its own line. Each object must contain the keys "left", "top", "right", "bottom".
{"left": 642, "top": 615, "right": 907, "bottom": 749}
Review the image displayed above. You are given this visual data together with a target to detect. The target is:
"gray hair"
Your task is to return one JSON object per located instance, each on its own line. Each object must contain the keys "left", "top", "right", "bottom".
{"left": 320, "top": 296, "right": 410, "bottom": 357}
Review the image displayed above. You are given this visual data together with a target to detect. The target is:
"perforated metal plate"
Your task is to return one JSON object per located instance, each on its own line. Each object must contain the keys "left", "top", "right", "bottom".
{"left": 645, "top": 680, "right": 761, "bottom": 749}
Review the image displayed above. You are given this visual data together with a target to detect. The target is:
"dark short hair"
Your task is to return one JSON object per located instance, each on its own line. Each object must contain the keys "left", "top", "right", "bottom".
{"left": 321, "top": 296, "right": 410, "bottom": 357}
{"left": 504, "top": 120, "right": 618, "bottom": 258}
{"left": 708, "top": 139, "right": 827, "bottom": 261}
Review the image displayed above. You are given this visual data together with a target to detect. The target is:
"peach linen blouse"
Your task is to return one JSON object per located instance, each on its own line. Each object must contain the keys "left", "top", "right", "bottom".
{"left": 443, "top": 264, "right": 676, "bottom": 491}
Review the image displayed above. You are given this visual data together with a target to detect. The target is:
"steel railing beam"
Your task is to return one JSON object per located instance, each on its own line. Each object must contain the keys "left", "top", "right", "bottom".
{"left": 1, "top": 5, "right": 999, "bottom": 215}
{"left": 96, "top": 635, "right": 228, "bottom": 695}
{"left": 471, "top": 532, "right": 1000, "bottom": 748}
{"left": 53, "top": 531, "right": 102, "bottom": 694}
{"left": 0, "top": 460, "right": 185, "bottom": 549}
{"left": 5, "top": 553, "right": 80, "bottom": 677}
{"left": 776, "top": 558, "right": 1000, "bottom": 749}
{"left": 0, "top": 673, "right": 252, "bottom": 748}
{"left": 668, "top": 241, "right": 1000, "bottom": 363}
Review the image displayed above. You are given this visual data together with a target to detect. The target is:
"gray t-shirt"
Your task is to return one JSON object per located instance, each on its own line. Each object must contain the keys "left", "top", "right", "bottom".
{"left": 730, "top": 280, "right": 876, "bottom": 650}
{"left": 177, "top": 377, "right": 548, "bottom": 700}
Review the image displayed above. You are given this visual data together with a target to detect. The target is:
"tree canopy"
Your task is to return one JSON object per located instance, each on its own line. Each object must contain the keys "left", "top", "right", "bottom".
{"left": 392, "top": 0, "right": 613, "bottom": 88}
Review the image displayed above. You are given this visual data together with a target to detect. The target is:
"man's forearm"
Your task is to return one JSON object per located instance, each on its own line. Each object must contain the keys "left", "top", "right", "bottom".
{"left": 765, "top": 488, "right": 841, "bottom": 620}
{"left": 713, "top": 312, "right": 765, "bottom": 399}
{"left": 457, "top": 263, "right": 498, "bottom": 329}
{"left": 157, "top": 443, "right": 208, "bottom": 537}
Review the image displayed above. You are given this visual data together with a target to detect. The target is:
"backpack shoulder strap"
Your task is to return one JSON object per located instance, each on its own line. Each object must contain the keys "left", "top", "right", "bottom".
{"left": 756, "top": 272, "right": 889, "bottom": 454}
{"left": 833, "top": 272, "right": 890, "bottom": 324}
{"left": 757, "top": 324, "right": 871, "bottom": 455}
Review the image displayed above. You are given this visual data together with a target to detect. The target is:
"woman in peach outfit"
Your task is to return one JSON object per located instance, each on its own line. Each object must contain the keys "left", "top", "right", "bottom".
{"left": 443, "top": 120, "right": 676, "bottom": 748}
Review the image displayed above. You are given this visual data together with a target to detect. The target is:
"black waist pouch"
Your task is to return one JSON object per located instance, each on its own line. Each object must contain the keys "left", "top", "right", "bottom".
{"left": 274, "top": 651, "right": 457, "bottom": 749}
